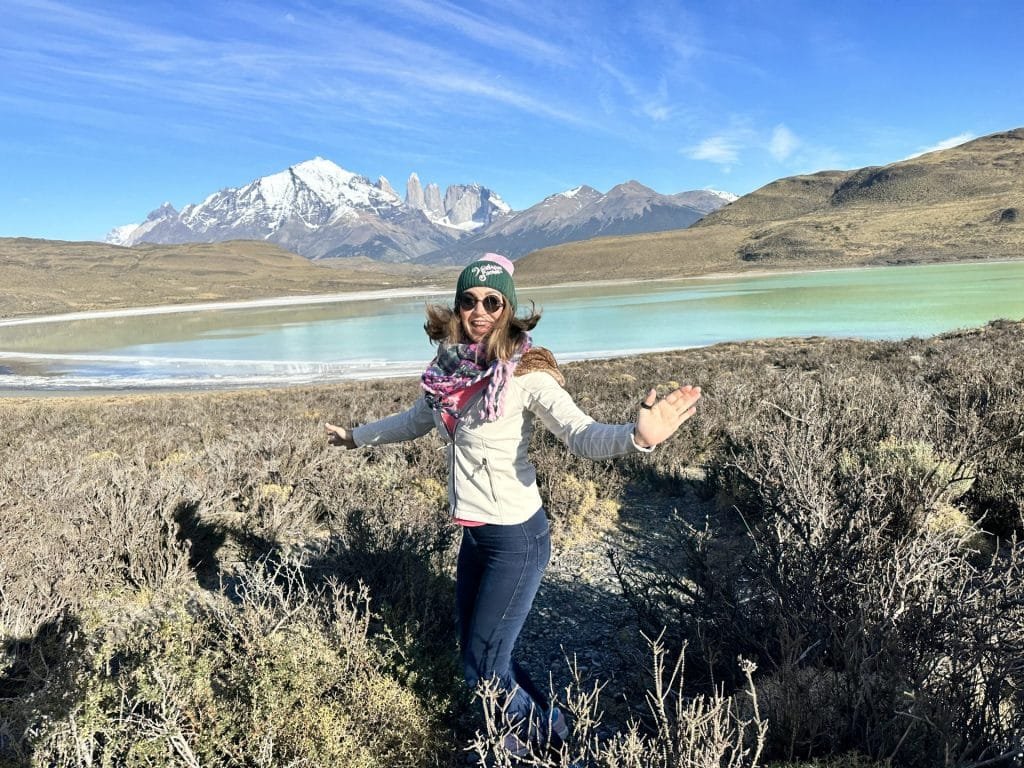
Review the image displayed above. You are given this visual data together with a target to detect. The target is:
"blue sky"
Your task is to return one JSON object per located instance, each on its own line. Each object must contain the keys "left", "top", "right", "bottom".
{"left": 2, "top": 0, "right": 1022, "bottom": 242}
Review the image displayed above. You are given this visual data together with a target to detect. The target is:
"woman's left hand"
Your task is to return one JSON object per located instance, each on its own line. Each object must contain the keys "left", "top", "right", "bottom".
{"left": 634, "top": 385, "right": 702, "bottom": 448}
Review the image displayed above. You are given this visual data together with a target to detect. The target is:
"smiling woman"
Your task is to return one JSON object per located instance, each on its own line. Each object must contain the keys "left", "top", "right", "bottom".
{"left": 425, "top": 253, "right": 540, "bottom": 358}
{"left": 324, "top": 252, "right": 701, "bottom": 757}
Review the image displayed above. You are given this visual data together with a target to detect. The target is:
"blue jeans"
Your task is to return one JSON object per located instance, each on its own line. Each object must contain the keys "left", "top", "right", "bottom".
{"left": 456, "top": 507, "right": 551, "bottom": 729}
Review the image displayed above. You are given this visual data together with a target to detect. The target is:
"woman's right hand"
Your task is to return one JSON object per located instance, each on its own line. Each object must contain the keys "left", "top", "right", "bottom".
{"left": 325, "top": 423, "right": 357, "bottom": 450}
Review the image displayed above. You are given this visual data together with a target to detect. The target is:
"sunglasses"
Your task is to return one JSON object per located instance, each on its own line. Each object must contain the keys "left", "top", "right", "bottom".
{"left": 457, "top": 294, "right": 505, "bottom": 313}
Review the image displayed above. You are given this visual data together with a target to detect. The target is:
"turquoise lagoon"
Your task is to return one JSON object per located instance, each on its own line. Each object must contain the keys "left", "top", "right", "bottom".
{"left": 1, "top": 260, "right": 1022, "bottom": 390}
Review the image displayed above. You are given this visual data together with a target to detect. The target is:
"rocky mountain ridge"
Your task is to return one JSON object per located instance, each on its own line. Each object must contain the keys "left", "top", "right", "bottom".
{"left": 108, "top": 158, "right": 734, "bottom": 264}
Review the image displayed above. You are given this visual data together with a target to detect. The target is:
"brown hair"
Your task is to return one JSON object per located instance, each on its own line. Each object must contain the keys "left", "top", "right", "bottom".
{"left": 423, "top": 300, "right": 541, "bottom": 362}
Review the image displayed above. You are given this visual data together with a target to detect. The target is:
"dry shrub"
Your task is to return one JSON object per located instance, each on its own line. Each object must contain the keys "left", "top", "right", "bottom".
{"left": 191, "top": 421, "right": 333, "bottom": 547}
{"left": 543, "top": 470, "right": 622, "bottom": 546}
{"left": 915, "top": 320, "right": 1024, "bottom": 539}
{"left": 0, "top": 449, "right": 192, "bottom": 642}
{"left": 616, "top": 325, "right": 1024, "bottom": 767}
{"left": 771, "top": 757, "right": 889, "bottom": 768}
{"left": 10, "top": 559, "right": 450, "bottom": 768}
{"left": 468, "top": 635, "right": 766, "bottom": 768}
{"left": 1, "top": 385, "right": 466, "bottom": 767}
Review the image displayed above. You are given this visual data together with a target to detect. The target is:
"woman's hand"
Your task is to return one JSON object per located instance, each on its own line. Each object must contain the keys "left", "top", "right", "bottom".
{"left": 634, "top": 385, "right": 702, "bottom": 449}
{"left": 325, "top": 423, "right": 357, "bottom": 450}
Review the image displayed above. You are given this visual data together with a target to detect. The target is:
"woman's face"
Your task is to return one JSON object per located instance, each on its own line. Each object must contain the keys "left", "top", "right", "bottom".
{"left": 458, "top": 286, "right": 506, "bottom": 343}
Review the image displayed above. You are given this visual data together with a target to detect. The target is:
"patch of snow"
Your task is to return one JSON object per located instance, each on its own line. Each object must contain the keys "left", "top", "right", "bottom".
{"left": 489, "top": 193, "right": 512, "bottom": 214}
{"left": 705, "top": 188, "right": 739, "bottom": 202}
{"left": 437, "top": 217, "right": 486, "bottom": 232}
{"left": 105, "top": 224, "right": 139, "bottom": 245}
{"left": 292, "top": 157, "right": 363, "bottom": 203}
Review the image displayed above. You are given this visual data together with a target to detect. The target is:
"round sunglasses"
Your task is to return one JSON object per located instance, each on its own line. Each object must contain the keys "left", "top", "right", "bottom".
{"left": 457, "top": 294, "right": 505, "bottom": 313}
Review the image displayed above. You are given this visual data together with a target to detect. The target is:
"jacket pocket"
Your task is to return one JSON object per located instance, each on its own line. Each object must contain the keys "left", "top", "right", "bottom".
{"left": 481, "top": 457, "right": 499, "bottom": 502}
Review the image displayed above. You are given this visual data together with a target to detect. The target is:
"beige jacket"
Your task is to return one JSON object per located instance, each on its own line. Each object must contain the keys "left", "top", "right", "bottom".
{"left": 351, "top": 351, "right": 649, "bottom": 525}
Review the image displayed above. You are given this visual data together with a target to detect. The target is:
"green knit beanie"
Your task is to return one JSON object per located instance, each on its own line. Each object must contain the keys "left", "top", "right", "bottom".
{"left": 455, "top": 253, "right": 517, "bottom": 310}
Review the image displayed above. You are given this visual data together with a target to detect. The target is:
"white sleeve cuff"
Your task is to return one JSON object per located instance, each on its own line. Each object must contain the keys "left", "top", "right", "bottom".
{"left": 630, "top": 427, "right": 655, "bottom": 453}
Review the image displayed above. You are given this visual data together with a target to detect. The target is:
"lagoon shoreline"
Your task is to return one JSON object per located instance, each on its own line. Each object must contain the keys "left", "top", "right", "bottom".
{"left": 6, "top": 255, "right": 1024, "bottom": 328}
{"left": 9, "top": 256, "right": 1021, "bottom": 327}
{"left": 2, "top": 258, "right": 1023, "bottom": 399}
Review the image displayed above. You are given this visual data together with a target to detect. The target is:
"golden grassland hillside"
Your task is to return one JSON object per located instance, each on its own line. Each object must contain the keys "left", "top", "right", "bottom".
{"left": 514, "top": 127, "right": 1024, "bottom": 284}
{"left": 0, "top": 238, "right": 456, "bottom": 319}
{"left": 1, "top": 322, "right": 1022, "bottom": 767}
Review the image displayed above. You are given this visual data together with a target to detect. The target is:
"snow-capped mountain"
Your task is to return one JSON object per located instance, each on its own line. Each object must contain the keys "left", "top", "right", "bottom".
{"left": 109, "top": 159, "right": 733, "bottom": 264}
{"left": 104, "top": 223, "right": 140, "bottom": 246}
{"left": 418, "top": 180, "right": 725, "bottom": 264}
{"left": 115, "top": 159, "right": 434, "bottom": 261}
{"left": 673, "top": 188, "right": 739, "bottom": 211}
{"left": 404, "top": 173, "right": 512, "bottom": 232}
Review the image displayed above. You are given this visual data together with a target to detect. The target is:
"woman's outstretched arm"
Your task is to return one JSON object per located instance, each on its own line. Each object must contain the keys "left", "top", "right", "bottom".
{"left": 326, "top": 397, "right": 435, "bottom": 450}
{"left": 522, "top": 373, "right": 701, "bottom": 458}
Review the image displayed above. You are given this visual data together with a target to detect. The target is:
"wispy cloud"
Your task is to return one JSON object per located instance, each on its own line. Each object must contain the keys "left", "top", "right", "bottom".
{"left": 597, "top": 61, "right": 676, "bottom": 123}
{"left": 769, "top": 124, "right": 800, "bottom": 161}
{"left": 685, "top": 123, "right": 817, "bottom": 170}
{"left": 1, "top": 0, "right": 588, "bottom": 142}
{"left": 904, "top": 132, "right": 976, "bottom": 159}
{"left": 379, "top": 0, "right": 569, "bottom": 65}
{"left": 686, "top": 136, "right": 741, "bottom": 165}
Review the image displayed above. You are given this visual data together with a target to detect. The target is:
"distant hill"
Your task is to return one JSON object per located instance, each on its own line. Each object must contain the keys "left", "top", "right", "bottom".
{"left": 514, "top": 128, "right": 1024, "bottom": 284}
{"left": 0, "top": 238, "right": 454, "bottom": 319}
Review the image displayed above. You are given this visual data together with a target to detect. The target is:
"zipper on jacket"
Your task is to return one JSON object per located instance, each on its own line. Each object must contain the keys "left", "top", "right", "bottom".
{"left": 449, "top": 420, "right": 460, "bottom": 514}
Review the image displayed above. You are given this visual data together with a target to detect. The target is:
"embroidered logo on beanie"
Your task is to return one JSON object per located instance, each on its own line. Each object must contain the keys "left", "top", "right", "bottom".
{"left": 472, "top": 263, "right": 506, "bottom": 282}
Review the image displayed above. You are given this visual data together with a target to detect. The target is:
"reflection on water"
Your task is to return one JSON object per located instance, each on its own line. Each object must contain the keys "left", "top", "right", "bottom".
{"left": 0, "top": 296, "right": 431, "bottom": 354}
{"left": 1, "top": 261, "right": 1022, "bottom": 390}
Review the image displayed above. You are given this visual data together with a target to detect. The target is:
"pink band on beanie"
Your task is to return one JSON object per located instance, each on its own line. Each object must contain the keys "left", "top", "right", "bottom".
{"left": 481, "top": 253, "right": 515, "bottom": 275}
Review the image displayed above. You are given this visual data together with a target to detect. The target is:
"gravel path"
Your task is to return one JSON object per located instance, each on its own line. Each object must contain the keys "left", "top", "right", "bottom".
{"left": 516, "top": 477, "right": 713, "bottom": 731}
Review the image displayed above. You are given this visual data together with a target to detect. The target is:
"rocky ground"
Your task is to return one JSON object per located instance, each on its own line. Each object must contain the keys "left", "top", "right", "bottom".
{"left": 516, "top": 477, "right": 715, "bottom": 734}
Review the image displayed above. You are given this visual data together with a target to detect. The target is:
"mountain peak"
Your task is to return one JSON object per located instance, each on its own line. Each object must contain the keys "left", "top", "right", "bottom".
{"left": 291, "top": 156, "right": 351, "bottom": 176}
{"left": 146, "top": 202, "right": 178, "bottom": 221}
{"left": 105, "top": 223, "right": 139, "bottom": 246}
{"left": 105, "top": 160, "right": 732, "bottom": 262}
{"left": 285, "top": 157, "right": 360, "bottom": 197}
{"left": 705, "top": 188, "right": 739, "bottom": 203}
{"left": 606, "top": 180, "right": 658, "bottom": 197}
{"left": 559, "top": 185, "right": 599, "bottom": 199}
{"left": 376, "top": 176, "right": 398, "bottom": 198}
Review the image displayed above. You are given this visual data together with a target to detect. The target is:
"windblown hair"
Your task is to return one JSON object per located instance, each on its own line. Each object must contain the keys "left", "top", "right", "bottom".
{"left": 424, "top": 301, "right": 541, "bottom": 362}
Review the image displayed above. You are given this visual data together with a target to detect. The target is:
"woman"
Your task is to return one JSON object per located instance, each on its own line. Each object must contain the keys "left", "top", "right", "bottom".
{"left": 326, "top": 253, "right": 701, "bottom": 752}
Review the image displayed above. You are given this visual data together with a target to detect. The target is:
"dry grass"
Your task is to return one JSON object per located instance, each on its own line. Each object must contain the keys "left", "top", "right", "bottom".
{"left": 0, "top": 238, "right": 456, "bottom": 319}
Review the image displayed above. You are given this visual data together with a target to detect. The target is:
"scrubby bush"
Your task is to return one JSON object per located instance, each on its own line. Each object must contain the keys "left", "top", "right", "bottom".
{"left": 616, "top": 323, "right": 1024, "bottom": 767}
{"left": 467, "top": 635, "right": 766, "bottom": 768}
{"left": 13, "top": 560, "right": 450, "bottom": 768}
